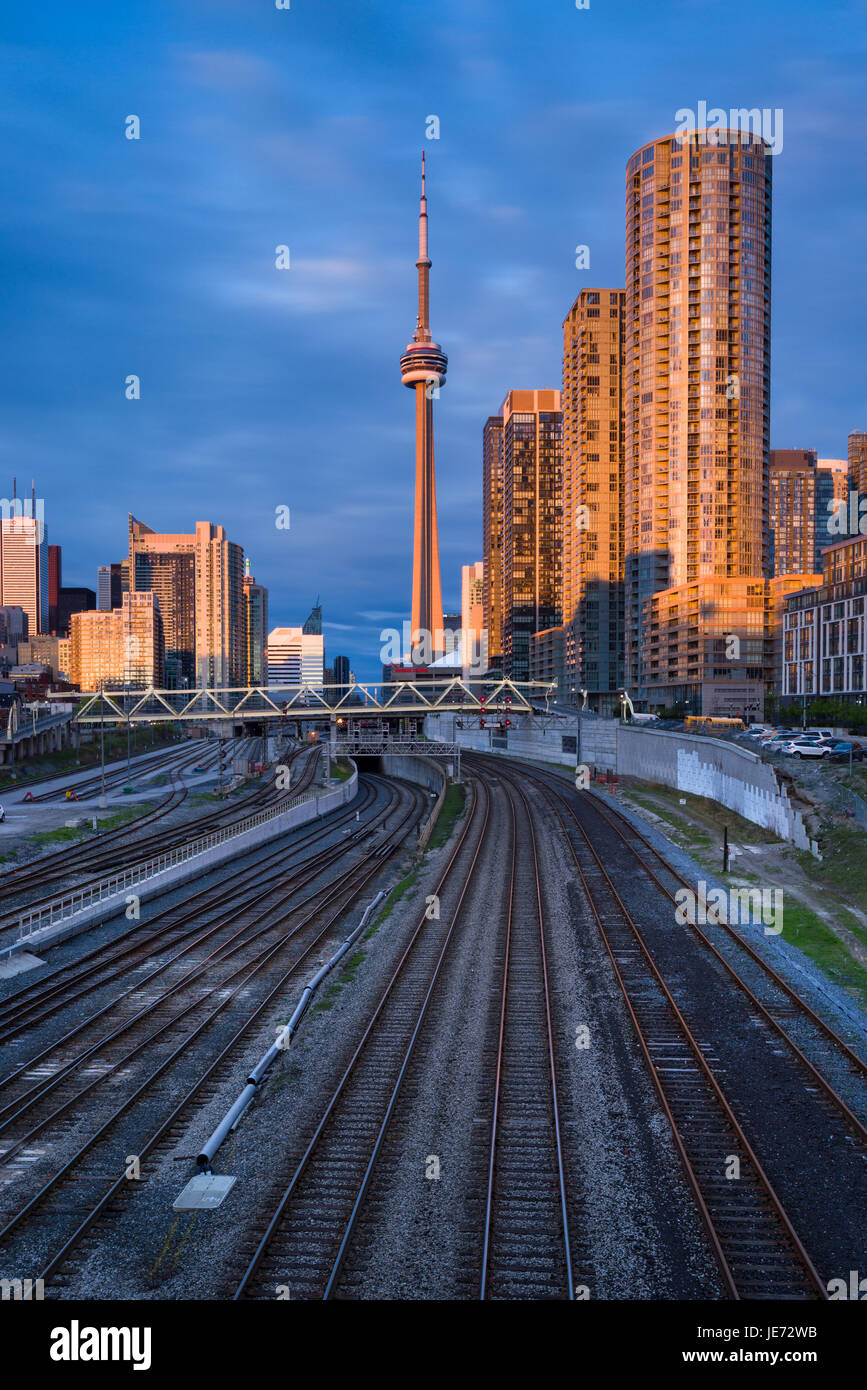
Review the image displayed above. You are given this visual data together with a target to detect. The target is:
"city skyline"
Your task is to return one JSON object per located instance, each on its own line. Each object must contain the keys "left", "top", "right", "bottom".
{"left": 1, "top": 0, "right": 865, "bottom": 682}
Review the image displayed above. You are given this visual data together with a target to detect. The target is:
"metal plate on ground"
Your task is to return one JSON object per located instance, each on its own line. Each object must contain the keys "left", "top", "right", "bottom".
{"left": 0, "top": 952, "right": 45, "bottom": 979}
{"left": 173, "top": 1173, "right": 236, "bottom": 1210}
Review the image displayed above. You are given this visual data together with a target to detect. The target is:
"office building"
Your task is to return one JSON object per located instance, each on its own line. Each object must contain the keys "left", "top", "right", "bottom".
{"left": 498, "top": 389, "right": 563, "bottom": 681}
{"left": 57, "top": 587, "right": 95, "bottom": 639}
{"left": 129, "top": 515, "right": 245, "bottom": 688}
{"left": 48, "top": 544, "right": 61, "bottom": 633}
{"left": 69, "top": 591, "right": 164, "bottom": 690}
{"left": 97, "top": 562, "right": 124, "bottom": 612}
{"left": 0, "top": 486, "right": 48, "bottom": 636}
{"left": 849, "top": 431, "right": 867, "bottom": 501}
{"left": 266, "top": 627, "right": 325, "bottom": 691}
{"left": 242, "top": 560, "right": 269, "bottom": 687}
{"left": 461, "top": 561, "right": 486, "bottom": 676}
{"left": 769, "top": 449, "right": 817, "bottom": 577}
{"left": 783, "top": 534, "right": 867, "bottom": 703}
{"left": 482, "top": 415, "right": 505, "bottom": 669}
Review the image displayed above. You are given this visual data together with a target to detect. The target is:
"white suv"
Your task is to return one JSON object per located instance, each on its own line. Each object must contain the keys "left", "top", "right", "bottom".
{"left": 782, "top": 737, "right": 832, "bottom": 759}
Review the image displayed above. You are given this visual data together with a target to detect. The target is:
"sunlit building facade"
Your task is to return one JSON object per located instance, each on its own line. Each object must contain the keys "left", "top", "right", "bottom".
{"left": 849, "top": 431, "right": 867, "bottom": 502}
{"left": 69, "top": 592, "right": 164, "bottom": 690}
{"left": 499, "top": 389, "right": 563, "bottom": 682}
{"left": 129, "top": 515, "right": 245, "bottom": 688}
{"left": 0, "top": 497, "right": 48, "bottom": 637}
{"left": 242, "top": 561, "right": 269, "bottom": 687}
{"left": 266, "top": 627, "right": 325, "bottom": 691}
{"left": 562, "top": 288, "right": 626, "bottom": 703}
{"left": 625, "top": 130, "right": 772, "bottom": 710}
{"left": 783, "top": 535, "right": 867, "bottom": 703}
{"left": 769, "top": 449, "right": 816, "bottom": 577}
{"left": 482, "top": 415, "right": 505, "bottom": 670}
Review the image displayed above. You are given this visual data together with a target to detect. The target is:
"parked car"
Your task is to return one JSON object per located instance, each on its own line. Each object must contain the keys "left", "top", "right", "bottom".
{"left": 760, "top": 732, "right": 797, "bottom": 748}
{"left": 782, "top": 737, "right": 833, "bottom": 759}
{"left": 0, "top": 804, "right": 5, "bottom": 823}
{"left": 827, "top": 741, "right": 865, "bottom": 763}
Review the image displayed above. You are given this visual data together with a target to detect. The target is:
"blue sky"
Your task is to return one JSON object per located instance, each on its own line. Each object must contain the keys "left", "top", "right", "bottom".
{"left": 1, "top": 0, "right": 865, "bottom": 681}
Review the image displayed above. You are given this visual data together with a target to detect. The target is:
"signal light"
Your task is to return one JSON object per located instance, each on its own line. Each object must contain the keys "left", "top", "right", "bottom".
{"left": 480, "top": 718, "right": 486, "bottom": 729}
{"left": 505, "top": 718, "right": 511, "bottom": 728}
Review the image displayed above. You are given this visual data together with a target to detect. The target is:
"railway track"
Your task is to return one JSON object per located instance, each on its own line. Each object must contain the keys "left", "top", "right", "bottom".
{"left": 0, "top": 741, "right": 304, "bottom": 927}
{"left": 479, "top": 779, "right": 574, "bottom": 1299}
{"left": 467, "top": 753, "right": 867, "bottom": 1298}
{"left": 231, "top": 767, "right": 584, "bottom": 1301}
{"left": 0, "top": 753, "right": 349, "bottom": 1046}
{"left": 0, "top": 773, "right": 425, "bottom": 1289}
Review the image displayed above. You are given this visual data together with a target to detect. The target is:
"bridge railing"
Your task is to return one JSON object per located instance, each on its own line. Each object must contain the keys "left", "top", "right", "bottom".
{"left": 15, "top": 785, "right": 320, "bottom": 943}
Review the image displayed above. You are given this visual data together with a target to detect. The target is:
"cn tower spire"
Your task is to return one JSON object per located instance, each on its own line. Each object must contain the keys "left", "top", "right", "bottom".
{"left": 415, "top": 151, "right": 431, "bottom": 341}
{"left": 400, "top": 152, "right": 448, "bottom": 659}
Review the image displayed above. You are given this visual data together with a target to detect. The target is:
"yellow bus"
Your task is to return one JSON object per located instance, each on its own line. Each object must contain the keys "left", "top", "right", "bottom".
{"left": 684, "top": 715, "right": 746, "bottom": 733}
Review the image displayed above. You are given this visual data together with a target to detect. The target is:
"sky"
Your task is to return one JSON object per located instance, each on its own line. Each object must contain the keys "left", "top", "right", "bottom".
{"left": 1, "top": 0, "right": 865, "bottom": 682}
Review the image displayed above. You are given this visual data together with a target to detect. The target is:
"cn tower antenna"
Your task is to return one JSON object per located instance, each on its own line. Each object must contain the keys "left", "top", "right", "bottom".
{"left": 399, "top": 152, "right": 448, "bottom": 655}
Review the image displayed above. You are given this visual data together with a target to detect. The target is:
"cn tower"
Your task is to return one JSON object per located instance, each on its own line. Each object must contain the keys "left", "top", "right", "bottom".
{"left": 400, "top": 151, "right": 447, "bottom": 653}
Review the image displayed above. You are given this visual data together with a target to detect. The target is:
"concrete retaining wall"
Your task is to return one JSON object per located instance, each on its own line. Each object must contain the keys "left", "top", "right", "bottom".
{"left": 4, "top": 768, "right": 359, "bottom": 960}
{"left": 381, "top": 752, "right": 447, "bottom": 795}
{"left": 581, "top": 721, "right": 819, "bottom": 856}
{"left": 381, "top": 753, "right": 448, "bottom": 851}
{"left": 427, "top": 713, "right": 819, "bottom": 857}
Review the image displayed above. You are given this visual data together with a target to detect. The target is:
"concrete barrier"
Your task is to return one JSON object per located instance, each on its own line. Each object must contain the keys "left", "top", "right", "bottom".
{"left": 3, "top": 767, "right": 359, "bottom": 960}
{"left": 381, "top": 753, "right": 447, "bottom": 851}
{"left": 427, "top": 712, "right": 820, "bottom": 858}
{"left": 581, "top": 721, "right": 819, "bottom": 856}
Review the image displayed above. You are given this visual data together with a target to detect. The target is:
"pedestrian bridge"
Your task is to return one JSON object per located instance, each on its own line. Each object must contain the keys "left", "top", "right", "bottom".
{"left": 64, "top": 679, "right": 555, "bottom": 725}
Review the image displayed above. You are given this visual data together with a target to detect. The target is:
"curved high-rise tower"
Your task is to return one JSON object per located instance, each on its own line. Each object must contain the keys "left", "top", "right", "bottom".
{"left": 400, "top": 152, "right": 447, "bottom": 652}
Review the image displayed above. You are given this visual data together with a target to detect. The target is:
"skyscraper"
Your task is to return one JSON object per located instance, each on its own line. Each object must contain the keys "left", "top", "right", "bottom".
{"left": 0, "top": 482, "right": 48, "bottom": 636}
{"left": 266, "top": 627, "right": 324, "bottom": 690}
{"left": 333, "top": 653, "right": 350, "bottom": 696}
{"left": 562, "top": 288, "right": 626, "bottom": 703}
{"left": 625, "top": 130, "right": 772, "bottom": 711}
{"left": 460, "top": 561, "right": 486, "bottom": 677}
{"left": 69, "top": 591, "right": 164, "bottom": 690}
{"left": 97, "top": 562, "right": 124, "bottom": 612}
{"left": 48, "top": 544, "right": 61, "bottom": 634}
{"left": 57, "top": 587, "right": 95, "bottom": 638}
{"left": 482, "top": 415, "right": 504, "bottom": 670}
{"left": 848, "top": 431, "right": 867, "bottom": 500}
{"left": 129, "top": 515, "right": 245, "bottom": 687}
{"left": 400, "top": 153, "right": 446, "bottom": 653}
{"left": 129, "top": 515, "right": 195, "bottom": 685}
{"left": 769, "top": 449, "right": 817, "bottom": 576}
{"left": 242, "top": 559, "right": 269, "bottom": 687}
{"left": 499, "top": 389, "right": 563, "bottom": 682}
{"left": 816, "top": 458, "right": 849, "bottom": 559}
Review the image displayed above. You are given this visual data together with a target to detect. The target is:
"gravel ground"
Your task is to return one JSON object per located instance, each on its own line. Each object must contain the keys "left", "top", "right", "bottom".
{"left": 0, "top": 774, "right": 429, "bottom": 1299}
{"left": 11, "top": 750, "right": 858, "bottom": 1302}
{"left": 47, "top": 766, "right": 726, "bottom": 1301}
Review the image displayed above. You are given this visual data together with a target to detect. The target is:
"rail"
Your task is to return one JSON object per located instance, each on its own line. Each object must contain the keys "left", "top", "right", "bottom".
{"left": 15, "top": 785, "right": 322, "bottom": 943}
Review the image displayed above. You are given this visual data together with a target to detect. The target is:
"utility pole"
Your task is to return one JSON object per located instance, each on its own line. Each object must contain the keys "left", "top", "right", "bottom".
{"left": 125, "top": 680, "right": 132, "bottom": 786}
{"left": 99, "top": 679, "right": 107, "bottom": 808}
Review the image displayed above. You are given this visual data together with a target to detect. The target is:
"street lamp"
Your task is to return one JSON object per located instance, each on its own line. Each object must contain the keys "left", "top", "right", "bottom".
{"left": 7, "top": 701, "right": 18, "bottom": 782}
